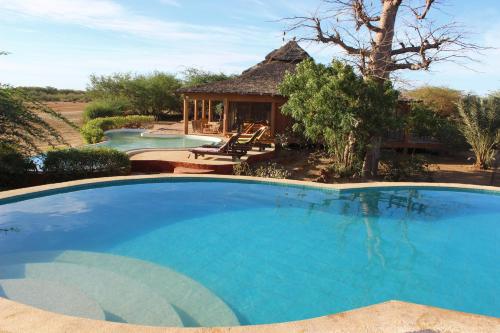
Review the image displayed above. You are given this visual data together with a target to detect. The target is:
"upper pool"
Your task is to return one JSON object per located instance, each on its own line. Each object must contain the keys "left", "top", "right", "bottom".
{"left": 0, "top": 179, "right": 499, "bottom": 328}
{"left": 94, "top": 129, "right": 222, "bottom": 152}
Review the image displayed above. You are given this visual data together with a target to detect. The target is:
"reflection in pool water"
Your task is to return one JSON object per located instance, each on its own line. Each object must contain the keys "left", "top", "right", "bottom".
{"left": 94, "top": 130, "right": 222, "bottom": 152}
{"left": 0, "top": 180, "right": 499, "bottom": 327}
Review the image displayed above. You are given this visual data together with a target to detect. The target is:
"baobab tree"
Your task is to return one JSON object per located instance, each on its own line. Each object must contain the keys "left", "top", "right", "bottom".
{"left": 286, "top": 0, "right": 482, "bottom": 176}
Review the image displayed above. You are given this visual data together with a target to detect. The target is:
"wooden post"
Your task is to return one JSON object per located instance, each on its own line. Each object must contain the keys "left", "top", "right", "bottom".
{"left": 183, "top": 97, "right": 189, "bottom": 135}
{"left": 208, "top": 100, "right": 213, "bottom": 122}
{"left": 202, "top": 100, "right": 206, "bottom": 121}
{"left": 270, "top": 102, "right": 277, "bottom": 137}
{"left": 223, "top": 98, "right": 229, "bottom": 135}
{"left": 194, "top": 100, "right": 198, "bottom": 120}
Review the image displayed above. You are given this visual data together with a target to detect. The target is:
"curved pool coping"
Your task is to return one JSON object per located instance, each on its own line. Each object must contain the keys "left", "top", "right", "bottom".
{"left": 0, "top": 175, "right": 499, "bottom": 333}
{"left": 90, "top": 129, "right": 223, "bottom": 154}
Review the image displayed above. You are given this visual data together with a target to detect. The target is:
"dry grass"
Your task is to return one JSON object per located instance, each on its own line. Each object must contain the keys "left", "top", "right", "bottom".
{"left": 38, "top": 102, "right": 87, "bottom": 151}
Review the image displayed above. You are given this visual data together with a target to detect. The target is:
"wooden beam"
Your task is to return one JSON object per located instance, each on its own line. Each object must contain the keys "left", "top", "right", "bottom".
{"left": 208, "top": 100, "right": 213, "bottom": 122}
{"left": 193, "top": 100, "right": 198, "bottom": 120}
{"left": 183, "top": 93, "right": 286, "bottom": 104}
{"left": 223, "top": 98, "right": 229, "bottom": 135}
{"left": 202, "top": 100, "right": 206, "bottom": 121}
{"left": 183, "top": 97, "right": 189, "bottom": 135}
{"left": 270, "top": 102, "right": 277, "bottom": 136}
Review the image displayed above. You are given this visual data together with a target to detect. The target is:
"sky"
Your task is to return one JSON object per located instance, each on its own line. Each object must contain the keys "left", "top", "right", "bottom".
{"left": 0, "top": 0, "right": 498, "bottom": 94}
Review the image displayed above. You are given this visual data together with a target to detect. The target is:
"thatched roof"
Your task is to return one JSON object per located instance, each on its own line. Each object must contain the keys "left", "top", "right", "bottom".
{"left": 178, "top": 41, "right": 311, "bottom": 96}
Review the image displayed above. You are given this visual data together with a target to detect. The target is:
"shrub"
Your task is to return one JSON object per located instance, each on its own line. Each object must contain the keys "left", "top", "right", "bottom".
{"left": 83, "top": 98, "right": 129, "bottom": 122}
{"left": 233, "top": 162, "right": 291, "bottom": 179}
{"left": 456, "top": 95, "right": 499, "bottom": 169}
{"left": 405, "top": 86, "right": 462, "bottom": 117}
{"left": 81, "top": 115, "right": 154, "bottom": 144}
{"left": 379, "top": 152, "right": 432, "bottom": 181}
{"left": 0, "top": 143, "right": 36, "bottom": 190}
{"left": 43, "top": 147, "right": 130, "bottom": 181}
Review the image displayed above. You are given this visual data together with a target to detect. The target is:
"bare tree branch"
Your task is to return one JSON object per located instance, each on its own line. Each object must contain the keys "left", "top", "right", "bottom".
{"left": 283, "top": 0, "right": 485, "bottom": 81}
{"left": 412, "top": 0, "right": 436, "bottom": 20}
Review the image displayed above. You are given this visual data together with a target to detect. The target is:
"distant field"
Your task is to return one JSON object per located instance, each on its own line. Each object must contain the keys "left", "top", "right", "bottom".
{"left": 39, "top": 102, "right": 87, "bottom": 151}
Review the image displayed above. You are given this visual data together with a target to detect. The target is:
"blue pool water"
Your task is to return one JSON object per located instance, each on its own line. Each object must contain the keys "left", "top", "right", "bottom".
{"left": 95, "top": 130, "right": 221, "bottom": 151}
{"left": 0, "top": 179, "right": 499, "bottom": 327}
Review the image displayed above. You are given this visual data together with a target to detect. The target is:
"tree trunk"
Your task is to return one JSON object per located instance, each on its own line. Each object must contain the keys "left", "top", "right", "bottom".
{"left": 362, "top": 136, "right": 382, "bottom": 177}
{"left": 363, "top": 0, "right": 401, "bottom": 177}
{"left": 368, "top": 0, "right": 400, "bottom": 80}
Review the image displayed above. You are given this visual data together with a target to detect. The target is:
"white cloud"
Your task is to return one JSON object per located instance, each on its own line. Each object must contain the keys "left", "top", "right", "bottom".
{"left": 0, "top": 0, "right": 270, "bottom": 44}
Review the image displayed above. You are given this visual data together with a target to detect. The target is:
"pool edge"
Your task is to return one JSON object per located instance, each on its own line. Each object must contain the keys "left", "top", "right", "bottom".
{"left": 0, "top": 175, "right": 499, "bottom": 332}
{"left": 0, "top": 298, "right": 498, "bottom": 333}
{"left": 1, "top": 174, "right": 499, "bottom": 202}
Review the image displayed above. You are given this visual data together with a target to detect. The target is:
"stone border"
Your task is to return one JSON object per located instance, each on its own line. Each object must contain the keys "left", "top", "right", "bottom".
{"left": 0, "top": 175, "right": 499, "bottom": 333}
{"left": 1, "top": 174, "right": 498, "bottom": 201}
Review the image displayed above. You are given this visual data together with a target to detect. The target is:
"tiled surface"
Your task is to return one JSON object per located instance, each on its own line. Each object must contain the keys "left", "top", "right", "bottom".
{"left": 0, "top": 175, "right": 498, "bottom": 332}
{"left": 0, "top": 299, "right": 499, "bottom": 333}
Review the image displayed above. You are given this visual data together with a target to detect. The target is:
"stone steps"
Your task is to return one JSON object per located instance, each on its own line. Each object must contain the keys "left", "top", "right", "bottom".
{"left": 0, "top": 251, "right": 239, "bottom": 327}
{"left": 0, "top": 262, "right": 183, "bottom": 327}
{"left": 0, "top": 278, "right": 105, "bottom": 321}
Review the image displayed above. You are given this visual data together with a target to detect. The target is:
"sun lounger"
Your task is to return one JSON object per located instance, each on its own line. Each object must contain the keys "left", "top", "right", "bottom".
{"left": 237, "top": 126, "right": 271, "bottom": 151}
{"left": 189, "top": 134, "right": 249, "bottom": 161}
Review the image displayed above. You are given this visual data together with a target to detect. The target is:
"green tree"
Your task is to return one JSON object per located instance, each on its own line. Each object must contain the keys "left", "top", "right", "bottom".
{"left": 0, "top": 85, "right": 73, "bottom": 154}
{"left": 405, "top": 86, "right": 463, "bottom": 116}
{"left": 287, "top": 0, "right": 482, "bottom": 176}
{"left": 279, "top": 59, "right": 398, "bottom": 176}
{"left": 456, "top": 95, "right": 499, "bottom": 169}
{"left": 88, "top": 72, "right": 182, "bottom": 120}
{"left": 182, "top": 68, "right": 234, "bottom": 87}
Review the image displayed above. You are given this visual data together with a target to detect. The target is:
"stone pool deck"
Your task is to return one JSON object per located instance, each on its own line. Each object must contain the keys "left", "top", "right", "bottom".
{"left": 0, "top": 298, "right": 498, "bottom": 333}
{"left": 129, "top": 148, "right": 275, "bottom": 174}
{"left": 0, "top": 175, "right": 498, "bottom": 332}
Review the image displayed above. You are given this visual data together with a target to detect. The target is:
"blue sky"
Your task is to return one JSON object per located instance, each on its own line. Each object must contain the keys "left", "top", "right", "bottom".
{"left": 0, "top": 0, "right": 498, "bottom": 94}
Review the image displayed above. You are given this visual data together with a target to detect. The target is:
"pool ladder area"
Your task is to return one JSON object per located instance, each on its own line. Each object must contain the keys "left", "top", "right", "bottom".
{"left": 0, "top": 251, "right": 240, "bottom": 327}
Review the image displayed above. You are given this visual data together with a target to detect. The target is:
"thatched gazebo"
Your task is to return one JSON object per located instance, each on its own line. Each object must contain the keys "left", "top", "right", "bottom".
{"left": 178, "top": 41, "right": 311, "bottom": 136}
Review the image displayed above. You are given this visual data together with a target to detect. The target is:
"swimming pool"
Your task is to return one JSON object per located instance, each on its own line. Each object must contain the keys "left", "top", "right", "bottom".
{"left": 94, "top": 129, "right": 222, "bottom": 152}
{"left": 0, "top": 178, "right": 499, "bottom": 328}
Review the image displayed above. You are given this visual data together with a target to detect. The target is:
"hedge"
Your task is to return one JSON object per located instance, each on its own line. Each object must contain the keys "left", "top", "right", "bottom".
{"left": 81, "top": 115, "right": 154, "bottom": 144}
{"left": 43, "top": 147, "right": 130, "bottom": 181}
{"left": 83, "top": 99, "right": 128, "bottom": 122}
{"left": 0, "top": 143, "right": 36, "bottom": 190}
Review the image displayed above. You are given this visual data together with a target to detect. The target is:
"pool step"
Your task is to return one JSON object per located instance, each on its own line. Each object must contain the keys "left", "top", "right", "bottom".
{"left": 0, "top": 251, "right": 239, "bottom": 327}
{"left": 0, "top": 278, "right": 105, "bottom": 321}
{"left": 0, "top": 262, "right": 183, "bottom": 327}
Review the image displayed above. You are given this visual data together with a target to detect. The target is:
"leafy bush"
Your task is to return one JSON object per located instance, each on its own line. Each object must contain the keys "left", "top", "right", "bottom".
{"left": 0, "top": 143, "right": 36, "bottom": 190}
{"left": 279, "top": 59, "right": 398, "bottom": 177}
{"left": 1, "top": 85, "right": 73, "bottom": 154}
{"left": 406, "top": 103, "right": 466, "bottom": 150}
{"left": 81, "top": 115, "right": 154, "bottom": 144}
{"left": 83, "top": 98, "right": 129, "bottom": 122}
{"left": 379, "top": 152, "right": 432, "bottom": 181}
{"left": 233, "top": 162, "right": 291, "bottom": 179}
{"left": 43, "top": 147, "right": 130, "bottom": 181}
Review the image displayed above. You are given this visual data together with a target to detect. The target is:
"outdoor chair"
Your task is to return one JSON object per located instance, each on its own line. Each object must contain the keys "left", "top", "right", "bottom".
{"left": 237, "top": 126, "right": 271, "bottom": 151}
{"left": 189, "top": 134, "right": 249, "bottom": 161}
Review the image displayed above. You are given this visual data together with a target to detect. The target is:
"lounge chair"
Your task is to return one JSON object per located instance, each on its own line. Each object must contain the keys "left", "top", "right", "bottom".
{"left": 237, "top": 126, "right": 271, "bottom": 151}
{"left": 189, "top": 134, "right": 248, "bottom": 161}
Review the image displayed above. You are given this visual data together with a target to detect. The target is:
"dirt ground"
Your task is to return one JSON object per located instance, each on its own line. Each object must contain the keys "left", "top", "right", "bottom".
{"left": 39, "top": 102, "right": 87, "bottom": 150}
{"left": 44, "top": 102, "right": 498, "bottom": 187}
{"left": 274, "top": 149, "right": 499, "bottom": 187}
